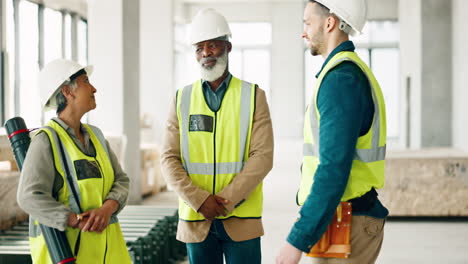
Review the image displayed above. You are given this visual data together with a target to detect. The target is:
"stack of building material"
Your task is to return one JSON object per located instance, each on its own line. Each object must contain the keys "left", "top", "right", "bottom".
{"left": 382, "top": 148, "right": 468, "bottom": 216}
{"left": 0, "top": 135, "right": 28, "bottom": 231}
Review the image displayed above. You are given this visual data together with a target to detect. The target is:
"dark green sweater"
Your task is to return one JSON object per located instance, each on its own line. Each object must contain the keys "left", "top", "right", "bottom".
{"left": 287, "top": 41, "right": 389, "bottom": 252}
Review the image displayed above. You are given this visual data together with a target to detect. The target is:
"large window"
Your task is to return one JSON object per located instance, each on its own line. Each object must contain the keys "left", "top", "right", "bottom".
{"left": 174, "top": 23, "right": 195, "bottom": 90}
{"left": 18, "top": 0, "right": 40, "bottom": 127}
{"left": 44, "top": 8, "right": 62, "bottom": 64}
{"left": 304, "top": 21, "right": 401, "bottom": 146}
{"left": 174, "top": 22, "right": 272, "bottom": 100}
{"left": 230, "top": 23, "right": 271, "bottom": 100}
{"left": 354, "top": 21, "right": 400, "bottom": 142}
{"left": 1, "top": 0, "right": 88, "bottom": 129}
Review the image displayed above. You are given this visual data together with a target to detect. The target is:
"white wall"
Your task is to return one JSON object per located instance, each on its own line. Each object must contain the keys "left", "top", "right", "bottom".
{"left": 452, "top": 0, "right": 468, "bottom": 152}
{"left": 140, "top": 0, "right": 174, "bottom": 144}
{"left": 270, "top": 2, "right": 304, "bottom": 139}
{"left": 174, "top": 0, "right": 188, "bottom": 23}
{"left": 88, "top": 0, "right": 124, "bottom": 134}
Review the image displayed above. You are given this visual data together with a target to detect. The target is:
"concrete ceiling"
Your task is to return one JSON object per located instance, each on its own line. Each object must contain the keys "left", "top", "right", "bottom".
{"left": 178, "top": 0, "right": 398, "bottom": 21}
{"left": 179, "top": 0, "right": 302, "bottom": 3}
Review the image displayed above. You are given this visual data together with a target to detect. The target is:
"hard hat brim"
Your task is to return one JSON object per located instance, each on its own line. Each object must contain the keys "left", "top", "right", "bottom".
{"left": 192, "top": 35, "right": 231, "bottom": 45}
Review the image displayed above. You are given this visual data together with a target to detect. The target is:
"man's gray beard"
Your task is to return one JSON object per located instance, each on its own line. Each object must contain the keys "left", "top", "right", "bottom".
{"left": 199, "top": 52, "right": 228, "bottom": 82}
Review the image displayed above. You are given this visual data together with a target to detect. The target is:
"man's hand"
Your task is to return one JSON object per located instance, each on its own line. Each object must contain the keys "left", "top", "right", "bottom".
{"left": 198, "top": 195, "right": 229, "bottom": 220}
{"left": 213, "top": 195, "right": 229, "bottom": 208}
{"left": 276, "top": 242, "right": 303, "bottom": 264}
{"left": 77, "top": 215, "right": 90, "bottom": 230}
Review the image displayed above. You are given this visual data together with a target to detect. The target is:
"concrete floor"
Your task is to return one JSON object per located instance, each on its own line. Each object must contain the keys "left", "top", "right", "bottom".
{"left": 144, "top": 139, "right": 468, "bottom": 263}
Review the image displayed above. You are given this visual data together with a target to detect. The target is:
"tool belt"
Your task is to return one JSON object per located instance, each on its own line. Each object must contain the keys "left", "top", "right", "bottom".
{"left": 306, "top": 188, "right": 378, "bottom": 258}
{"left": 307, "top": 201, "right": 352, "bottom": 258}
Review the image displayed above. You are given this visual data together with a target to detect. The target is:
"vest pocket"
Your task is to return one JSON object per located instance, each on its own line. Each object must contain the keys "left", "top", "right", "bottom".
{"left": 74, "top": 159, "right": 102, "bottom": 180}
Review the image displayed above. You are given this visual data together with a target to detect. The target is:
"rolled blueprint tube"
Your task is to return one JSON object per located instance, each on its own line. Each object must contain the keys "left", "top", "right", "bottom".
{"left": 5, "top": 117, "right": 76, "bottom": 264}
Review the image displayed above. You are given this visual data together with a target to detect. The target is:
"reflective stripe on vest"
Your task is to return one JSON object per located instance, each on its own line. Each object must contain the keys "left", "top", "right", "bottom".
{"left": 28, "top": 120, "right": 130, "bottom": 263}
{"left": 177, "top": 77, "right": 262, "bottom": 221}
{"left": 298, "top": 51, "right": 387, "bottom": 205}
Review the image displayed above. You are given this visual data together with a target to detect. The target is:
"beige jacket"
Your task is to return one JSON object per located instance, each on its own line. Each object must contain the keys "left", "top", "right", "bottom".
{"left": 161, "top": 86, "right": 274, "bottom": 243}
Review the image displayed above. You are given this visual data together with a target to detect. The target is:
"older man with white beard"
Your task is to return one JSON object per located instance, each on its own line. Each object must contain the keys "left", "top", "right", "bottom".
{"left": 161, "top": 8, "right": 274, "bottom": 264}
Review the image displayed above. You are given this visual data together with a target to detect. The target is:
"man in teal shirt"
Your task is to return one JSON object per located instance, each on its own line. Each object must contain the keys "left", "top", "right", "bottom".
{"left": 202, "top": 73, "right": 232, "bottom": 112}
{"left": 277, "top": 1, "right": 388, "bottom": 263}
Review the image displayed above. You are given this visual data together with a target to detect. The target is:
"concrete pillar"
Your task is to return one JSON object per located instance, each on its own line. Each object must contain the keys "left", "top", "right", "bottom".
{"left": 452, "top": 0, "right": 468, "bottom": 152}
{"left": 367, "top": 0, "right": 398, "bottom": 20}
{"left": 421, "top": 0, "right": 452, "bottom": 147}
{"left": 140, "top": 0, "right": 174, "bottom": 145}
{"left": 88, "top": 0, "right": 141, "bottom": 204}
{"left": 399, "top": 0, "right": 452, "bottom": 149}
{"left": 270, "top": 2, "right": 304, "bottom": 139}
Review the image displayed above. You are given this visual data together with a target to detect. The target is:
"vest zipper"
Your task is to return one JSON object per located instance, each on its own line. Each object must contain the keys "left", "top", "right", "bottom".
{"left": 213, "top": 112, "right": 217, "bottom": 194}
{"left": 95, "top": 159, "right": 106, "bottom": 199}
{"left": 103, "top": 233, "right": 108, "bottom": 263}
{"left": 95, "top": 159, "right": 108, "bottom": 263}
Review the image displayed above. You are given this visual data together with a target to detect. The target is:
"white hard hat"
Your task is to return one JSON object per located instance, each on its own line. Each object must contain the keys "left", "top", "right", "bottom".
{"left": 39, "top": 59, "right": 93, "bottom": 111}
{"left": 314, "top": 0, "right": 367, "bottom": 36}
{"left": 188, "top": 8, "right": 231, "bottom": 45}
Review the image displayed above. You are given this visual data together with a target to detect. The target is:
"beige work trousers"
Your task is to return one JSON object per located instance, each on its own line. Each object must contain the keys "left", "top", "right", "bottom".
{"left": 310, "top": 215, "right": 385, "bottom": 264}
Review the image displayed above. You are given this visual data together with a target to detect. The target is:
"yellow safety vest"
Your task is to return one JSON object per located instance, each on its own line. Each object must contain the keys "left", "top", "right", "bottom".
{"left": 298, "top": 51, "right": 387, "bottom": 205}
{"left": 29, "top": 120, "right": 131, "bottom": 264}
{"left": 176, "top": 76, "right": 262, "bottom": 221}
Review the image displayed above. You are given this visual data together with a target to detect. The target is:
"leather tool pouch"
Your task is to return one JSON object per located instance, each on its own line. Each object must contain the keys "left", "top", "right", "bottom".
{"left": 307, "top": 201, "right": 352, "bottom": 259}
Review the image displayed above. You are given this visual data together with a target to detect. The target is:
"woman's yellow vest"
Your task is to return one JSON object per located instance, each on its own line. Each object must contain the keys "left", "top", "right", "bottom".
{"left": 176, "top": 76, "right": 262, "bottom": 221}
{"left": 28, "top": 120, "right": 131, "bottom": 264}
{"left": 297, "top": 51, "right": 387, "bottom": 205}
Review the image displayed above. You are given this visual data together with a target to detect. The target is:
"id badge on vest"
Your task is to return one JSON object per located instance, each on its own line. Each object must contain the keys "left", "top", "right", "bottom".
{"left": 189, "top": 115, "right": 213, "bottom": 132}
{"left": 74, "top": 159, "right": 102, "bottom": 180}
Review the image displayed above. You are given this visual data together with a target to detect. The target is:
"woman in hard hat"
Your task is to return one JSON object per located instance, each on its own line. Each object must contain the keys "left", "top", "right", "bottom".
{"left": 17, "top": 59, "right": 132, "bottom": 263}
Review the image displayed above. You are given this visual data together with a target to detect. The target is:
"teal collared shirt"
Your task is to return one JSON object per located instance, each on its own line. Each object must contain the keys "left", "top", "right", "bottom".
{"left": 287, "top": 41, "right": 389, "bottom": 252}
{"left": 202, "top": 73, "right": 232, "bottom": 112}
